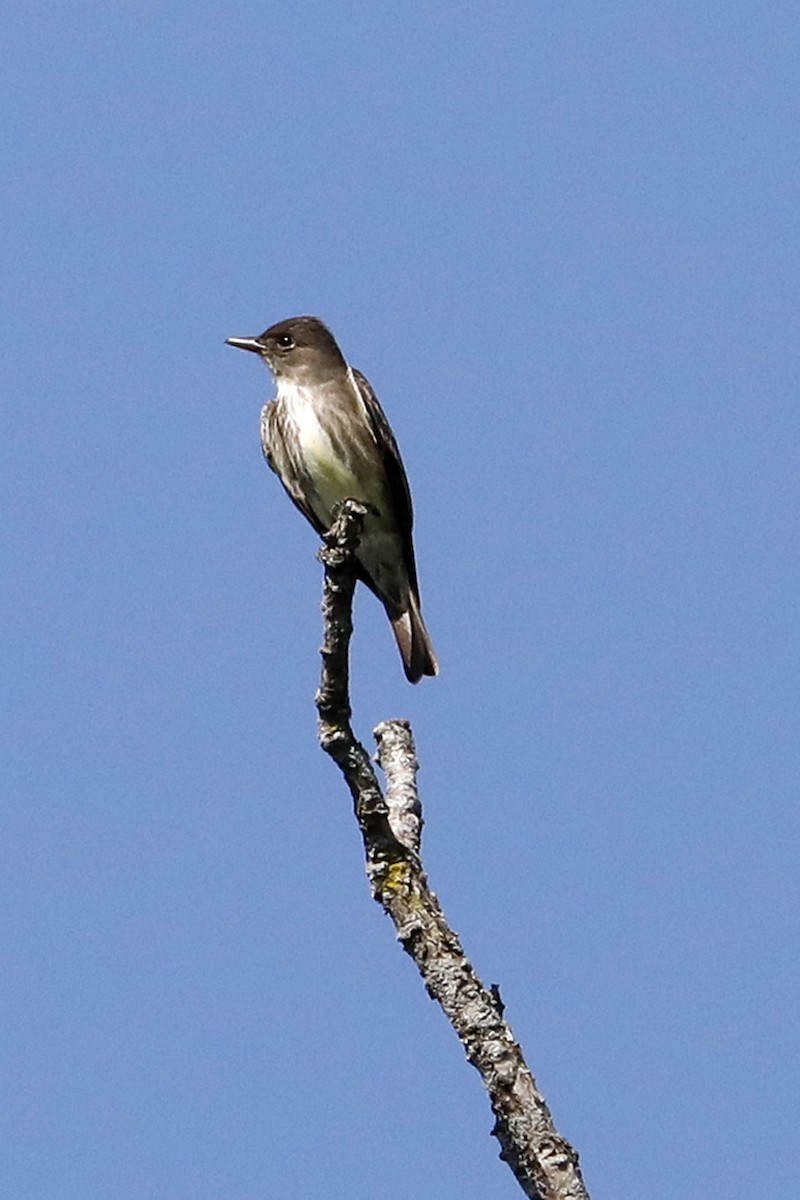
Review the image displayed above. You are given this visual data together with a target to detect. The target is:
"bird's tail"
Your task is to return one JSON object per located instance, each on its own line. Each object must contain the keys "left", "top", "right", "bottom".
{"left": 389, "top": 592, "right": 439, "bottom": 684}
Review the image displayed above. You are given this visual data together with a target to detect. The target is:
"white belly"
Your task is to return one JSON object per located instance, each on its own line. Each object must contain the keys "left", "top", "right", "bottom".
{"left": 279, "top": 379, "right": 368, "bottom": 521}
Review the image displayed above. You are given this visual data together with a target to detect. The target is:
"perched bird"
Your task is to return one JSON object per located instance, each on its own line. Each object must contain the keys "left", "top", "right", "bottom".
{"left": 226, "top": 316, "right": 438, "bottom": 683}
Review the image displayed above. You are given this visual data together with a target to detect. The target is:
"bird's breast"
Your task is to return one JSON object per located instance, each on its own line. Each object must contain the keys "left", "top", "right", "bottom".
{"left": 277, "top": 379, "right": 379, "bottom": 520}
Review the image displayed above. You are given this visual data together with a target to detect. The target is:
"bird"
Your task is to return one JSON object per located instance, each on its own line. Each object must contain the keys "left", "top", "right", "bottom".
{"left": 226, "top": 315, "right": 438, "bottom": 683}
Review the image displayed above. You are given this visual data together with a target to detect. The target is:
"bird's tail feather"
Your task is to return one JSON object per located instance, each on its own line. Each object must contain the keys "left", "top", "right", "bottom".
{"left": 390, "top": 593, "right": 438, "bottom": 684}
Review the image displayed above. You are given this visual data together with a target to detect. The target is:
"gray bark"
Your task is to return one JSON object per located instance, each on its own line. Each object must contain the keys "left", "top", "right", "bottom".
{"left": 314, "top": 501, "right": 590, "bottom": 1200}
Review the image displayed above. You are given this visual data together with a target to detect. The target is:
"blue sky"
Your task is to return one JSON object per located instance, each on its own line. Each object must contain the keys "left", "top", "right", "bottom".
{"left": 3, "top": 3, "right": 798, "bottom": 1197}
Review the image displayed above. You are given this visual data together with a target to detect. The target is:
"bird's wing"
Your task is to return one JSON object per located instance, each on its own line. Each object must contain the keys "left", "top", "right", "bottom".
{"left": 260, "top": 401, "right": 327, "bottom": 537}
{"left": 351, "top": 368, "right": 420, "bottom": 595}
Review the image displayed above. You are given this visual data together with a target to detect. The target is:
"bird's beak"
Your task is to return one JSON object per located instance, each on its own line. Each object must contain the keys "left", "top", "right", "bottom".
{"left": 225, "top": 336, "right": 264, "bottom": 354}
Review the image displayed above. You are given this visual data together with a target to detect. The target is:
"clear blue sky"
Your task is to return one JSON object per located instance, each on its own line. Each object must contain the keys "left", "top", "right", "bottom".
{"left": 3, "top": 4, "right": 798, "bottom": 1197}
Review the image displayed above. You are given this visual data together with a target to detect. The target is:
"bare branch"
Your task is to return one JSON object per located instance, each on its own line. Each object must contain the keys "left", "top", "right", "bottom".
{"left": 373, "top": 717, "right": 422, "bottom": 853}
{"left": 314, "top": 501, "right": 590, "bottom": 1200}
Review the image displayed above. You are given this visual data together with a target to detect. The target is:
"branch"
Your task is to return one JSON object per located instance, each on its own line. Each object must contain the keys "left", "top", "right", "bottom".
{"left": 314, "top": 500, "right": 589, "bottom": 1200}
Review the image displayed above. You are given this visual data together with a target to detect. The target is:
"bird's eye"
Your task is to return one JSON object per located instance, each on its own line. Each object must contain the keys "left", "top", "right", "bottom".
{"left": 277, "top": 333, "right": 295, "bottom": 349}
